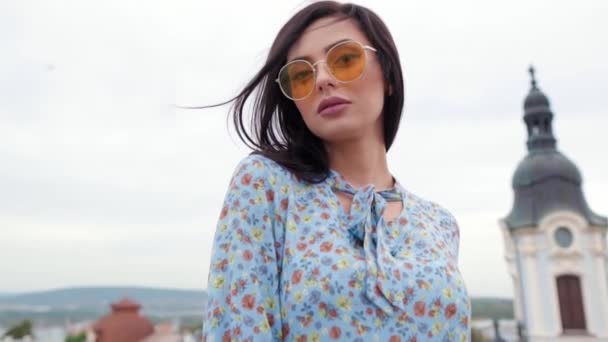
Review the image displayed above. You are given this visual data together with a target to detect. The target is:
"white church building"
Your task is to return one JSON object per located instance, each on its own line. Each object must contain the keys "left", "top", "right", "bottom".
{"left": 500, "top": 67, "right": 608, "bottom": 341}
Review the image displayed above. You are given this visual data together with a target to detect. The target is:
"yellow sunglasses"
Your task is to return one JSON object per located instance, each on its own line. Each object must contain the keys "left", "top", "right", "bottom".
{"left": 276, "top": 40, "right": 377, "bottom": 101}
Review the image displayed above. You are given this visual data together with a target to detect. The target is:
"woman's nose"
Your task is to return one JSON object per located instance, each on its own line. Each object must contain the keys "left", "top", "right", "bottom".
{"left": 315, "top": 63, "right": 335, "bottom": 93}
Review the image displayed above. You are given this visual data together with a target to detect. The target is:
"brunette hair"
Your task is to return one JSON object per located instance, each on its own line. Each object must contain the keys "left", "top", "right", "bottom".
{"left": 225, "top": 1, "right": 404, "bottom": 183}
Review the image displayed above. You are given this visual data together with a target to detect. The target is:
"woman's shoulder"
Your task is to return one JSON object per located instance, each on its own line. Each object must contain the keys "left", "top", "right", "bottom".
{"left": 231, "top": 153, "right": 296, "bottom": 187}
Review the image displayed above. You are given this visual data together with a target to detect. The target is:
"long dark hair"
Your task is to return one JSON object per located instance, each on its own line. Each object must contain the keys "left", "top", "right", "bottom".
{"left": 225, "top": 1, "right": 404, "bottom": 183}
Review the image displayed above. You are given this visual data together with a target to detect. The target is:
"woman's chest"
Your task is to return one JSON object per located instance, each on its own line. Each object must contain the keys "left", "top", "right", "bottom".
{"left": 278, "top": 195, "right": 467, "bottom": 317}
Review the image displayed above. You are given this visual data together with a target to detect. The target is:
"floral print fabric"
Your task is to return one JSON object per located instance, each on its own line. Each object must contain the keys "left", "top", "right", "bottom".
{"left": 203, "top": 154, "right": 470, "bottom": 341}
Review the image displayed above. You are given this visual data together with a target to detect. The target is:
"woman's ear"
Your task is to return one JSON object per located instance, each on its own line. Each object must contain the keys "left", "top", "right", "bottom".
{"left": 387, "top": 84, "right": 393, "bottom": 96}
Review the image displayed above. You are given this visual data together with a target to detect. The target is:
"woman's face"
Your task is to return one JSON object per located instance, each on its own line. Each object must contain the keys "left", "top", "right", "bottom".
{"left": 286, "top": 17, "right": 387, "bottom": 145}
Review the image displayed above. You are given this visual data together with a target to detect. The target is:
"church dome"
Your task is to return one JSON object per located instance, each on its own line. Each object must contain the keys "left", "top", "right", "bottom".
{"left": 524, "top": 87, "right": 550, "bottom": 110}
{"left": 512, "top": 150, "right": 582, "bottom": 188}
{"left": 504, "top": 66, "right": 607, "bottom": 230}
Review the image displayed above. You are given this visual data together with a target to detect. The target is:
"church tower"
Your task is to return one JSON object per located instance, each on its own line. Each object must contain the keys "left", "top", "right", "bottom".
{"left": 500, "top": 67, "right": 608, "bottom": 340}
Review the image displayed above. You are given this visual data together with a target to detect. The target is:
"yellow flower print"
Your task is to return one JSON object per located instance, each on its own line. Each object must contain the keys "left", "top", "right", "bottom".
{"left": 443, "top": 287, "right": 454, "bottom": 300}
{"left": 254, "top": 179, "right": 265, "bottom": 190}
{"left": 337, "top": 259, "right": 349, "bottom": 269}
{"left": 310, "top": 332, "right": 321, "bottom": 342}
{"left": 336, "top": 296, "right": 352, "bottom": 311}
{"left": 432, "top": 322, "right": 443, "bottom": 335}
{"left": 258, "top": 319, "right": 270, "bottom": 332}
{"left": 382, "top": 289, "right": 391, "bottom": 299}
{"left": 219, "top": 223, "right": 228, "bottom": 232}
{"left": 328, "top": 199, "right": 338, "bottom": 209}
{"left": 210, "top": 317, "right": 219, "bottom": 328}
{"left": 281, "top": 185, "right": 290, "bottom": 195}
{"left": 294, "top": 291, "right": 304, "bottom": 303}
{"left": 212, "top": 275, "right": 225, "bottom": 289}
{"left": 305, "top": 279, "right": 317, "bottom": 287}
{"left": 265, "top": 298, "right": 276, "bottom": 310}
{"left": 287, "top": 220, "right": 297, "bottom": 232}
{"left": 251, "top": 227, "right": 264, "bottom": 241}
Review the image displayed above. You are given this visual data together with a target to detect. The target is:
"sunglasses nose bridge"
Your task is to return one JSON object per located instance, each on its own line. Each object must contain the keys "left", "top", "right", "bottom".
{"left": 311, "top": 59, "right": 335, "bottom": 84}
{"left": 311, "top": 59, "right": 330, "bottom": 75}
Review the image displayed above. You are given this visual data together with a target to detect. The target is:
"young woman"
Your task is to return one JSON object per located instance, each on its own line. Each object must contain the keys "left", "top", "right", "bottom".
{"left": 203, "top": 2, "right": 470, "bottom": 341}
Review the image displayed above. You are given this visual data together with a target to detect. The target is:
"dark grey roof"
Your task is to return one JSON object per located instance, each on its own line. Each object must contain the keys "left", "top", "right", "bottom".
{"left": 504, "top": 67, "right": 608, "bottom": 229}
{"left": 506, "top": 149, "right": 607, "bottom": 228}
{"left": 512, "top": 150, "right": 581, "bottom": 188}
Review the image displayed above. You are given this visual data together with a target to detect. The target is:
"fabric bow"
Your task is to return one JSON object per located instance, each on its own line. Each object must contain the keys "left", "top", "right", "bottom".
{"left": 329, "top": 170, "right": 407, "bottom": 315}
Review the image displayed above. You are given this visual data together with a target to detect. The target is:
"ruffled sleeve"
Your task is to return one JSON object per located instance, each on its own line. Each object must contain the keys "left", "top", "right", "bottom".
{"left": 203, "top": 155, "right": 285, "bottom": 342}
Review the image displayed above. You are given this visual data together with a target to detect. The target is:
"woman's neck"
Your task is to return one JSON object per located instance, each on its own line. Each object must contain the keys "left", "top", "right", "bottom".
{"left": 325, "top": 136, "right": 393, "bottom": 191}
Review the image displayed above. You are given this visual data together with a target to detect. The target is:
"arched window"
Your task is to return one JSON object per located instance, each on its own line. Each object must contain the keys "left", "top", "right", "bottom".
{"left": 531, "top": 119, "right": 540, "bottom": 135}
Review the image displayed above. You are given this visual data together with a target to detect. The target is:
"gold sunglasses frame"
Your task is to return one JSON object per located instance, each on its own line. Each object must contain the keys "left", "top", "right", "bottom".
{"left": 275, "top": 40, "right": 377, "bottom": 101}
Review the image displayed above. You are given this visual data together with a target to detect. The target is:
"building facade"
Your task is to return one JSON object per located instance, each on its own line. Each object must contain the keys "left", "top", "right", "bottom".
{"left": 500, "top": 67, "right": 608, "bottom": 340}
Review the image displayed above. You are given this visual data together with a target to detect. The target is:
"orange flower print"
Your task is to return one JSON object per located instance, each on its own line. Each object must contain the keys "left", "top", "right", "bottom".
{"left": 242, "top": 294, "right": 255, "bottom": 310}
{"left": 329, "top": 326, "right": 341, "bottom": 340}
{"left": 445, "top": 303, "right": 457, "bottom": 319}
{"left": 414, "top": 301, "right": 426, "bottom": 317}
{"left": 320, "top": 241, "right": 333, "bottom": 252}
{"left": 219, "top": 206, "right": 228, "bottom": 219}
{"left": 241, "top": 173, "right": 252, "bottom": 185}
{"left": 291, "top": 269, "right": 303, "bottom": 285}
{"left": 328, "top": 309, "right": 338, "bottom": 319}
{"left": 266, "top": 189, "right": 274, "bottom": 202}
{"left": 282, "top": 323, "right": 290, "bottom": 338}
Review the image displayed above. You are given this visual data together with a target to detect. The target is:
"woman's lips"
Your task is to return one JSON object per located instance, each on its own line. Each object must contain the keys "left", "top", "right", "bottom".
{"left": 317, "top": 96, "right": 351, "bottom": 116}
{"left": 318, "top": 102, "right": 350, "bottom": 116}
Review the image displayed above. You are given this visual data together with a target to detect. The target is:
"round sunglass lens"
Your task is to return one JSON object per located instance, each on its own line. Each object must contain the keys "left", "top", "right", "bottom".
{"left": 279, "top": 61, "right": 315, "bottom": 100}
{"left": 327, "top": 42, "right": 366, "bottom": 82}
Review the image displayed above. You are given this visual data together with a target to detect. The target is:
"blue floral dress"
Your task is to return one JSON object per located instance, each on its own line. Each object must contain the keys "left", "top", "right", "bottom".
{"left": 203, "top": 154, "right": 470, "bottom": 342}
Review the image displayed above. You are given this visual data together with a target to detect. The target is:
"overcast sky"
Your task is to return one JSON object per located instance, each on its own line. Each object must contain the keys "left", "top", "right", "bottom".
{"left": 1, "top": 0, "right": 607, "bottom": 297}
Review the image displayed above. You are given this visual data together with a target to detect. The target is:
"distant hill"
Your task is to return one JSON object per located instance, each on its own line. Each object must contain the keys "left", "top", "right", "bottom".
{"left": 0, "top": 287, "right": 512, "bottom": 326}
{"left": 0, "top": 287, "right": 206, "bottom": 326}
{"left": 471, "top": 297, "right": 514, "bottom": 319}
